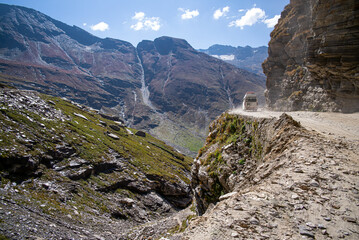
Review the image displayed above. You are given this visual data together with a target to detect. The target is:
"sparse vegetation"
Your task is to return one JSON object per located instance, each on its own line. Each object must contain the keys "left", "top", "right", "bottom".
{"left": 195, "top": 113, "right": 264, "bottom": 206}
{"left": 0, "top": 234, "right": 10, "bottom": 240}
{"left": 0, "top": 88, "right": 193, "bottom": 234}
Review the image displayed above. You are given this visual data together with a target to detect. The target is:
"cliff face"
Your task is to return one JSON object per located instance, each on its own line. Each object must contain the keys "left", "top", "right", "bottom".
{"left": 191, "top": 113, "right": 301, "bottom": 215}
{"left": 263, "top": 0, "right": 359, "bottom": 112}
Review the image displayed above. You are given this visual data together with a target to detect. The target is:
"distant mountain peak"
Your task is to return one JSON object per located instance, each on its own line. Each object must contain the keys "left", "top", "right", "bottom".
{"left": 198, "top": 44, "right": 268, "bottom": 76}
{"left": 154, "top": 36, "right": 194, "bottom": 55}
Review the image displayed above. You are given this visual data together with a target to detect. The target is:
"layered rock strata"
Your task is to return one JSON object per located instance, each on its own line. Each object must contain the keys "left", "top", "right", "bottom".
{"left": 263, "top": 0, "right": 359, "bottom": 112}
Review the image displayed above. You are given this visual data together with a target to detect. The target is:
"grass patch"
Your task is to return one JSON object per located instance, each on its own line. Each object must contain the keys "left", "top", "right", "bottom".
{"left": 0, "top": 234, "right": 10, "bottom": 240}
{"left": 197, "top": 113, "right": 265, "bottom": 205}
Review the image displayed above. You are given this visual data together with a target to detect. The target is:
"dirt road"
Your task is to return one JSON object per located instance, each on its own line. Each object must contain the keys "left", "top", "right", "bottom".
{"left": 230, "top": 108, "right": 359, "bottom": 142}
{"left": 176, "top": 108, "right": 359, "bottom": 240}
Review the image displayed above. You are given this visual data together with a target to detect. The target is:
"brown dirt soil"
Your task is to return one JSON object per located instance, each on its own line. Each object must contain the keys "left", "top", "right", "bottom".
{"left": 230, "top": 108, "right": 359, "bottom": 142}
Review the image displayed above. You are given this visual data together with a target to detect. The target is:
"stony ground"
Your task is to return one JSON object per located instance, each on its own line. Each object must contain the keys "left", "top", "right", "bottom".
{"left": 0, "top": 187, "right": 194, "bottom": 240}
{"left": 172, "top": 109, "right": 359, "bottom": 239}
{"left": 1, "top": 101, "right": 359, "bottom": 239}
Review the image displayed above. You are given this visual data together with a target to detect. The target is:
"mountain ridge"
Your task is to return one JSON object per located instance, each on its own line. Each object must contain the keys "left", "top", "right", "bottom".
{"left": 198, "top": 44, "right": 268, "bottom": 76}
{"left": 0, "top": 3, "right": 266, "bottom": 155}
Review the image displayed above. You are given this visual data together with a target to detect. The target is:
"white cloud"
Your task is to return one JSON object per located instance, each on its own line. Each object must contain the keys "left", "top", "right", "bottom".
{"left": 263, "top": 14, "right": 281, "bottom": 28}
{"left": 90, "top": 21, "right": 109, "bottom": 31}
{"left": 130, "top": 12, "right": 161, "bottom": 31}
{"left": 144, "top": 17, "right": 161, "bottom": 31}
{"left": 229, "top": 7, "right": 265, "bottom": 29}
{"left": 83, "top": 23, "right": 87, "bottom": 26}
{"left": 213, "top": 6, "right": 230, "bottom": 20}
{"left": 131, "top": 22, "right": 144, "bottom": 31}
{"left": 132, "top": 12, "right": 145, "bottom": 21}
{"left": 179, "top": 8, "right": 199, "bottom": 20}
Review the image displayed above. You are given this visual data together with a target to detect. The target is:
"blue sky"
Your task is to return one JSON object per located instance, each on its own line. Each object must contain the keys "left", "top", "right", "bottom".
{"left": 0, "top": 0, "right": 289, "bottom": 49}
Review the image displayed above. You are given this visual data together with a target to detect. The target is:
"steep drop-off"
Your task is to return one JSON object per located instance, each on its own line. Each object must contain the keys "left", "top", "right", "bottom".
{"left": 263, "top": 0, "right": 359, "bottom": 112}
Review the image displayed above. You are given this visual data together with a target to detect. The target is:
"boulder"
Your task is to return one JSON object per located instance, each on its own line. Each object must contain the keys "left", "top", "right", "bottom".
{"left": 135, "top": 130, "right": 146, "bottom": 137}
{"left": 107, "top": 133, "right": 120, "bottom": 140}
{"left": 109, "top": 124, "right": 122, "bottom": 131}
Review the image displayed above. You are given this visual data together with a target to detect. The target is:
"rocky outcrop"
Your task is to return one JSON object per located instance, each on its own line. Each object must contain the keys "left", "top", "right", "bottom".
{"left": 181, "top": 112, "right": 359, "bottom": 239}
{"left": 263, "top": 0, "right": 359, "bottom": 112}
{"left": 191, "top": 113, "right": 302, "bottom": 215}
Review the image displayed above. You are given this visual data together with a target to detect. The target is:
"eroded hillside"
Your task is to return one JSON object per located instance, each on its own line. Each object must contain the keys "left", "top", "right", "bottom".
{"left": 0, "top": 86, "right": 193, "bottom": 239}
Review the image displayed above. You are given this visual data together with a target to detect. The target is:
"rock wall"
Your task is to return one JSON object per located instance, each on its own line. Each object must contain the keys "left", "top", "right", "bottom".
{"left": 191, "top": 113, "right": 302, "bottom": 215}
{"left": 263, "top": 0, "right": 359, "bottom": 112}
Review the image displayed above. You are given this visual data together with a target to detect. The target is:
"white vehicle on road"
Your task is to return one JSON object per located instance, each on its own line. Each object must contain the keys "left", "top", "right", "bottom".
{"left": 242, "top": 92, "right": 258, "bottom": 111}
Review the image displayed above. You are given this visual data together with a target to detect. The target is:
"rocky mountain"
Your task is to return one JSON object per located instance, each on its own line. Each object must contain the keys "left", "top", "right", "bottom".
{"left": 0, "top": 4, "right": 266, "bottom": 156}
{"left": 198, "top": 44, "right": 268, "bottom": 76}
{"left": 263, "top": 0, "right": 359, "bottom": 113}
{"left": 137, "top": 37, "right": 265, "bottom": 155}
{"left": 0, "top": 85, "right": 193, "bottom": 239}
{"left": 0, "top": 4, "right": 140, "bottom": 110}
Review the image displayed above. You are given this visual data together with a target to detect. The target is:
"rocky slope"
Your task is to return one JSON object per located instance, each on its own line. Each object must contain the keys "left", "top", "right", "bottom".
{"left": 0, "top": 4, "right": 141, "bottom": 111}
{"left": 263, "top": 0, "right": 359, "bottom": 113}
{"left": 175, "top": 111, "right": 359, "bottom": 239}
{"left": 0, "top": 85, "right": 193, "bottom": 239}
{"left": 199, "top": 44, "right": 268, "bottom": 76}
{"left": 0, "top": 4, "right": 266, "bottom": 156}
